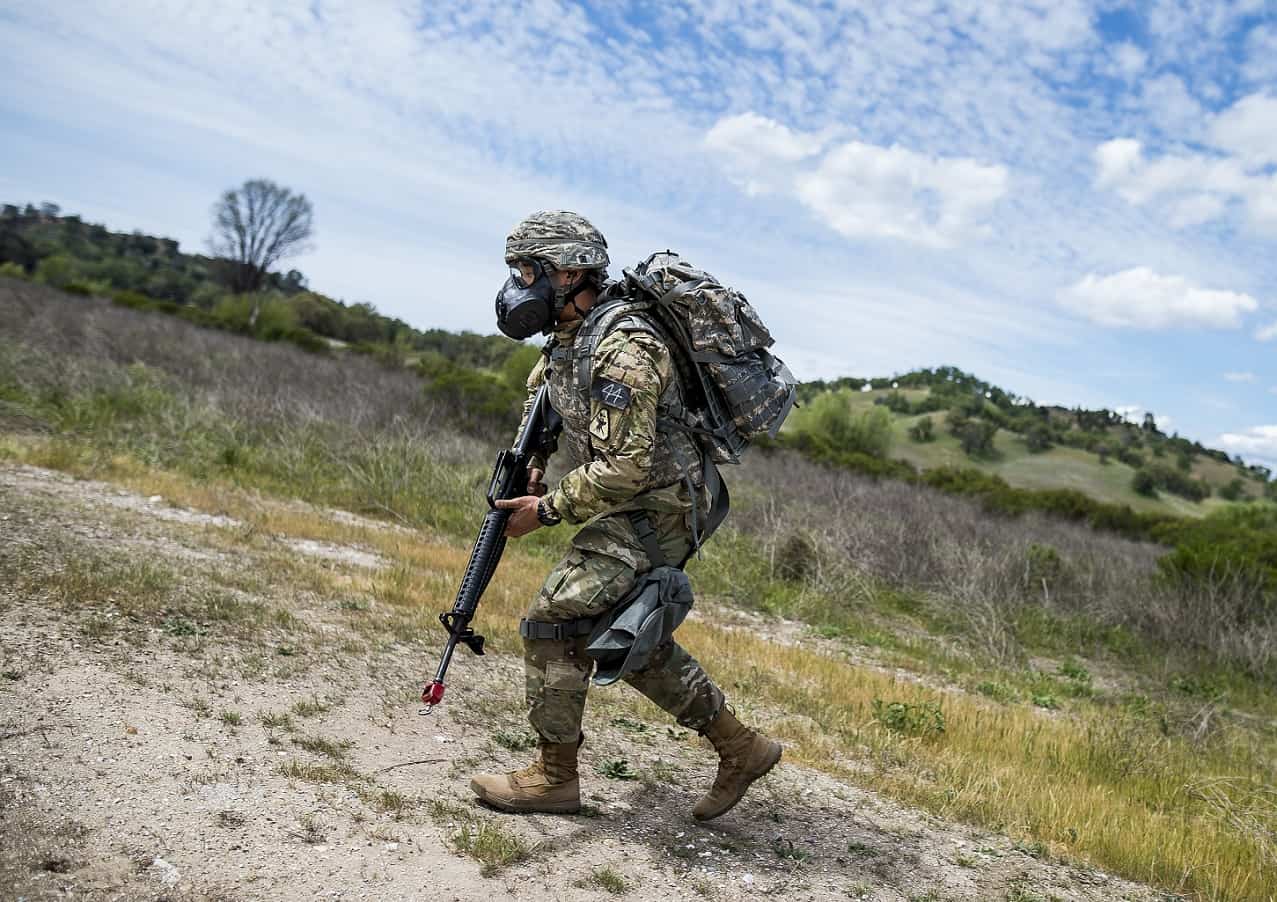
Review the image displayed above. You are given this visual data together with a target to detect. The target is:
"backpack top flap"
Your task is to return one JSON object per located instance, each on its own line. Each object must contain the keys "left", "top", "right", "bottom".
{"left": 624, "top": 252, "right": 796, "bottom": 448}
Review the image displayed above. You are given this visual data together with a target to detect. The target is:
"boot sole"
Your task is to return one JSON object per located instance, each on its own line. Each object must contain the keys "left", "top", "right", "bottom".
{"left": 469, "top": 779, "right": 581, "bottom": 815}
{"left": 693, "top": 743, "right": 783, "bottom": 822}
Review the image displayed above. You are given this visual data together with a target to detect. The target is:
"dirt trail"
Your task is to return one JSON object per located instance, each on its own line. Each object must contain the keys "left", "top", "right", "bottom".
{"left": 0, "top": 464, "right": 1167, "bottom": 901}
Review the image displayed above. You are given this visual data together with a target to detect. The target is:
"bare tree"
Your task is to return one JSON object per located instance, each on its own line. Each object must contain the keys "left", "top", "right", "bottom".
{"left": 209, "top": 179, "right": 313, "bottom": 325}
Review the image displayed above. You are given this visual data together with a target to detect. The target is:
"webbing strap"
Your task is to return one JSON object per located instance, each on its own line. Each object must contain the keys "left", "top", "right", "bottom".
{"left": 627, "top": 510, "right": 668, "bottom": 569}
{"left": 519, "top": 618, "right": 596, "bottom": 641}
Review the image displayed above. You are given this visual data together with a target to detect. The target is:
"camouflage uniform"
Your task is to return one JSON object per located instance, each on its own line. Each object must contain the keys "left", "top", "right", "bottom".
{"left": 519, "top": 316, "right": 724, "bottom": 744}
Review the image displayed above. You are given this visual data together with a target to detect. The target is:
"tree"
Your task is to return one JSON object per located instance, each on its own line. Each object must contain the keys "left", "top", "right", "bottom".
{"left": 209, "top": 179, "right": 313, "bottom": 325}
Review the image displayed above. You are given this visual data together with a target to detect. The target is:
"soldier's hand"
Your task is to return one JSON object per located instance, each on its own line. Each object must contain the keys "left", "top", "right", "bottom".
{"left": 495, "top": 495, "right": 542, "bottom": 538}
{"left": 528, "top": 468, "right": 547, "bottom": 497}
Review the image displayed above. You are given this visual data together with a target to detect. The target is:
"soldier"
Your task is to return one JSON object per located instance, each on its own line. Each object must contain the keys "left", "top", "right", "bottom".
{"left": 470, "top": 211, "right": 781, "bottom": 820}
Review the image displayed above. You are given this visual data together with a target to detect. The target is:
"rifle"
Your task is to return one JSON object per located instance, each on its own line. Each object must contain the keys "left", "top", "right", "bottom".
{"left": 420, "top": 383, "right": 561, "bottom": 712}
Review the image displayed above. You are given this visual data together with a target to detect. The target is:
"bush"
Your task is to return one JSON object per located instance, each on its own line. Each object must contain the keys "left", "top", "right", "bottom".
{"left": 1138, "top": 463, "right": 1210, "bottom": 502}
{"left": 1132, "top": 469, "right": 1157, "bottom": 497}
{"left": 0, "top": 261, "right": 27, "bottom": 280}
{"left": 1218, "top": 478, "right": 1245, "bottom": 501}
{"left": 958, "top": 420, "right": 997, "bottom": 458}
{"left": 790, "top": 390, "right": 892, "bottom": 459}
{"left": 34, "top": 253, "right": 79, "bottom": 289}
{"left": 880, "top": 390, "right": 912, "bottom": 414}
{"left": 872, "top": 698, "right": 945, "bottom": 738}
{"left": 1025, "top": 424, "right": 1053, "bottom": 453}
{"left": 908, "top": 416, "right": 934, "bottom": 443}
{"left": 111, "top": 290, "right": 153, "bottom": 310}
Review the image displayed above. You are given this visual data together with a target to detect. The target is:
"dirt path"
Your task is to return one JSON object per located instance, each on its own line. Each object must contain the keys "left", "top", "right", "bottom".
{"left": 0, "top": 464, "right": 1167, "bottom": 901}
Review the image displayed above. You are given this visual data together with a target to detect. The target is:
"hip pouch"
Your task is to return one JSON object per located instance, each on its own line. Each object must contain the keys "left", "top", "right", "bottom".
{"left": 585, "top": 565, "right": 693, "bottom": 686}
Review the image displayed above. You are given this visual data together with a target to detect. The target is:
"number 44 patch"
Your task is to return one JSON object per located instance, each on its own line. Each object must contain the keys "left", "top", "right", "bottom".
{"left": 590, "top": 378, "right": 632, "bottom": 442}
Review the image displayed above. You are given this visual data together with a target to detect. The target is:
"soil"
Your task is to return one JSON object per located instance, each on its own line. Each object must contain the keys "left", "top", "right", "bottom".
{"left": 0, "top": 463, "right": 1169, "bottom": 901}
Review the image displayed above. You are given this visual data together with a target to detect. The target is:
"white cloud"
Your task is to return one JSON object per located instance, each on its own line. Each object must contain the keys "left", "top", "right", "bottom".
{"left": 1242, "top": 25, "right": 1277, "bottom": 84}
{"left": 1210, "top": 93, "right": 1277, "bottom": 168}
{"left": 1223, "top": 371, "right": 1256, "bottom": 383}
{"left": 1257, "top": 321, "right": 1277, "bottom": 342}
{"left": 703, "top": 112, "right": 824, "bottom": 196}
{"left": 1095, "top": 92, "right": 1277, "bottom": 231}
{"left": 705, "top": 113, "right": 1008, "bottom": 247}
{"left": 795, "top": 143, "right": 1008, "bottom": 247}
{"left": 1217, "top": 425, "right": 1277, "bottom": 465}
{"left": 1111, "top": 41, "right": 1147, "bottom": 79}
{"left": 1057, "top": 267, "right": 1259, "bottom": 329}
{"left": 1140, "top": 73, "right": 1205, "bottom": 139}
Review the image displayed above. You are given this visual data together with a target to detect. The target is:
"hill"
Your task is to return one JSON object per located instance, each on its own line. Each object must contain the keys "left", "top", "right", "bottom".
{"left": 2, "top": 277, "right": 1276, "bottom": 901}
{"left": 792, "top": 371, "right": 1272, "bottom": 519}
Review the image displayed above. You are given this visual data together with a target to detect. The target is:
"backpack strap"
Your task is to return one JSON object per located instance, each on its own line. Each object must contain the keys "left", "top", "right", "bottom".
{"left": 575, "top": 295, "right": 730, "bottom": 567}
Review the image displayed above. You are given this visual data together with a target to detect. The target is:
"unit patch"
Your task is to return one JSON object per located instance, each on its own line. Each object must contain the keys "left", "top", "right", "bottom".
{"left": 590, "top": 406, "right": 611, "bottom": 442}
{"left": 591, "top": 378, "right": 632, "bottom": 410}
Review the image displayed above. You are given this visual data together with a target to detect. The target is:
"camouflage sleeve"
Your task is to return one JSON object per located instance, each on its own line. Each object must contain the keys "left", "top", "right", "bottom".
{"left": 549, "top": 330, "right": 671, "bottom": 524}
{"left": 516, "top": 353, "right": 550, "bottom": 472}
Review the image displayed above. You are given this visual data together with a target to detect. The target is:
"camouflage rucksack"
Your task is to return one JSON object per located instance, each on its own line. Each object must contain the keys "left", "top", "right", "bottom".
{"left": 579, "top": 251, "right": 797, "bottom": 467}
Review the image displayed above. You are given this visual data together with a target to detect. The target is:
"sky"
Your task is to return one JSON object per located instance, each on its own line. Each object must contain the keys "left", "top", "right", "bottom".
{"left": 1, "top": 0, "right": 1275, "bottom": 469}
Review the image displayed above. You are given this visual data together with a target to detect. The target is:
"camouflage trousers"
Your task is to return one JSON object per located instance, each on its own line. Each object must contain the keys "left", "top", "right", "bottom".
{"left": 524, "top": 507, "right": 724, "bottom": 744}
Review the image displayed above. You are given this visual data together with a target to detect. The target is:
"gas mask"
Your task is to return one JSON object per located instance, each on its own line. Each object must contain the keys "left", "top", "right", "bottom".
{"left": 495, "top": 259, "right": 591, "bottom": 339}
{"left": 495, "top": 259, "right": 556, "bottom": 339}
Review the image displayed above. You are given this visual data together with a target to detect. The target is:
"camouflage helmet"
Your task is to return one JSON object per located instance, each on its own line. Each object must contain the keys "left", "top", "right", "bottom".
{"left": 504, "top": 210, "right": 609, "bottom": 271}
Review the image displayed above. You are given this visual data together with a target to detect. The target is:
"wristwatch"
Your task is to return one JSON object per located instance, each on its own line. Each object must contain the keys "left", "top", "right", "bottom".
{"left": 536, "top": 496, "right": 563, "bottom": 527}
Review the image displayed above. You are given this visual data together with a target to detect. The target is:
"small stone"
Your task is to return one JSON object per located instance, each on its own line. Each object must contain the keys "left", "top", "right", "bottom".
{"left": 148, "top": 495, "right": 163, "bottom": 503}
{"left": 150, "top": 857, "right": 179, "bottom": 886}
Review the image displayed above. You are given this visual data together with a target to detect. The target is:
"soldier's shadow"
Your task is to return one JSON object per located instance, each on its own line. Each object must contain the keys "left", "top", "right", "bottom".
{"left": 491, "top": 773, "right": 925, "bottom": 892}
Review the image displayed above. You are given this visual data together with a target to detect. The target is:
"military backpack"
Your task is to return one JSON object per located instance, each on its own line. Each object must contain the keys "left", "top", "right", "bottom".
{"left": 580, "top": 251, "right": 797, "bottom": 467}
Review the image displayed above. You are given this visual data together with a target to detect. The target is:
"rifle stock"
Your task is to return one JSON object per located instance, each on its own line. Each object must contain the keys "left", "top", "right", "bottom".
{"left": 421, "top": 383, "right": 560, "bottom": 711}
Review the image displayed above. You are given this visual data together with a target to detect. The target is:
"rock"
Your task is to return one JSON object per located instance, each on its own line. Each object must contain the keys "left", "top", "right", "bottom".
{"left": 150, "top": 856, "right": 180, "bottom": 886}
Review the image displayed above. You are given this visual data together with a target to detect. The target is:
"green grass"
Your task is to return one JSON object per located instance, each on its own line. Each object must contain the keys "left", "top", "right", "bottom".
{"left": 826, "top": 387, "right": 1257, "bottom": 518}
{"left": 428, "top": 800, "right": 531, "bottom": 876}
{"left": 577, "top": 865, "right": 629, "bottom": 894}
{"left": 290, "top": 734, "right": 353, "bottom": 759}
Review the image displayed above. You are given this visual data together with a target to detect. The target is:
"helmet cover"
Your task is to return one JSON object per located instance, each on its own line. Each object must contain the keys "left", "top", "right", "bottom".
{"left": 504, "top": 210, "right": 609, "bottom": 271}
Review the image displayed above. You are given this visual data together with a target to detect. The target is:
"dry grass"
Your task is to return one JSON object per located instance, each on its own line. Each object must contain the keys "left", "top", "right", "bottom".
{"left": 5, "top": 280, "right": 1276, "bottom": 899}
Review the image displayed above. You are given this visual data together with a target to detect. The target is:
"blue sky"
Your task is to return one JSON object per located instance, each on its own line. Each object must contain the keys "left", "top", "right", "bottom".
{"left": 1, "top": 0, "right": 1275, "bottom": 468}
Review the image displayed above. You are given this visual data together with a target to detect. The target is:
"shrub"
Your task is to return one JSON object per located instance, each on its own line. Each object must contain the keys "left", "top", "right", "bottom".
{"left": 1132, "top": 468, "right": 1157, "bottom": 497}
{"left": 0, "top": 261, "right": 27, "bottom": 279}
{"left": 1025, "top": 543, "right": 1063, "bottom": 591}
{"left": 1218, "top": 478, "right": 1245, "bottom": 501}
{"left": 775, "top": 531, "right": 817, "bottom": 582}
{"left": 112, "top": 290, "right": 153, "bottom": 310}
{"left": 1138, "top": 463, "right": 1210, "bottom": 502}
{"left": 872, "top": 698, "right": 945, "bottom": 738}
{"left": 958, "top": 420, "right": 997, "bottom": 458}
{"left": 1025, "top": 424, "right": 1053, "bottom": 453}
{"left": 34, "top": 253, "right": 78, "bottom": 289}
{"left": 881, "top": 390, "right": 912, "bottom": 413}
{"left": 790, "top": 390, "right": 893, "bottom": 459}
{"left": 907, "top": 416, "right": 934, "bottom": 442}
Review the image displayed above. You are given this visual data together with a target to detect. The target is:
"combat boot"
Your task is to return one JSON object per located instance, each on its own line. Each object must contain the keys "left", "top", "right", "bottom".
{"left": 469, "top": 735, "right": 582, "bottom": 814}
{"left": 693, "top": 707, "right": 782, "bottom": 821}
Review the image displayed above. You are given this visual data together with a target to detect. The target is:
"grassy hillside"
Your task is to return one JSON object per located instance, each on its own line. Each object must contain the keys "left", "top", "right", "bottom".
{"left": 3, "top": 278, "right": 1276, "bottom": 901}
{"left": 817, "top": 385, "right": 1271, "bottom": 518}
